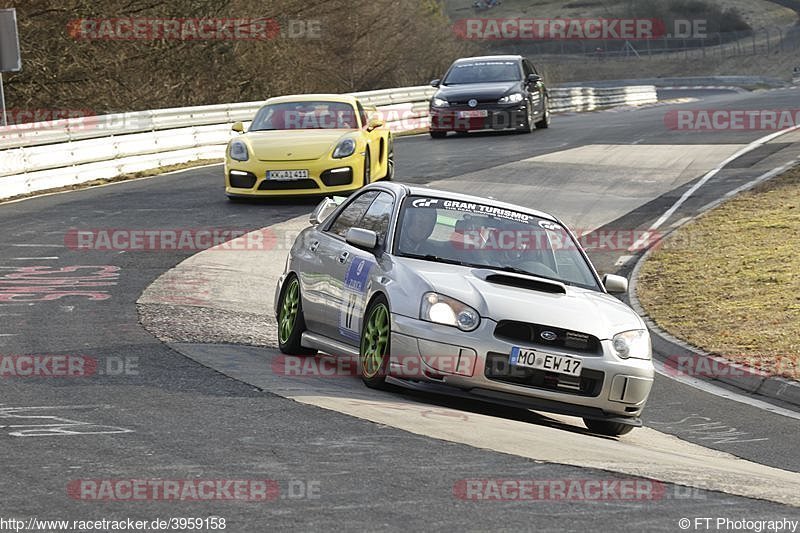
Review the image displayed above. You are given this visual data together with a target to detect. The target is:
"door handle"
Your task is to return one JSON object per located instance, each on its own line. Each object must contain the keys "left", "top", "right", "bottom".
{"left": 337, "top": 251, "right": 350, "bottom": 264}
{"left": 309, "top": 240, "right": 319, "bottom": 253}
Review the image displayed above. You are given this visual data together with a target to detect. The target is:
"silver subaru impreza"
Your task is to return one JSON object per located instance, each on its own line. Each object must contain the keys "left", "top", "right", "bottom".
{"left": 275, "top": 182, "right": 654, "bottom": 436}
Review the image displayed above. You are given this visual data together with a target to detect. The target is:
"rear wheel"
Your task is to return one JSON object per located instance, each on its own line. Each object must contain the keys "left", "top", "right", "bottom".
{"left": 277, "top": 275, "right": 316, "bottom": 356}
{"left": 583, "top": 418, "right": 635, "bottom": 437}
{"left": 360, "top": 295, "right": 391, "bottom": 389}
{"left": 430, "top": 131, "right": 447, "bottom": 139}
{"left": 383, "top": 142, "right": 394, "bottom": 181}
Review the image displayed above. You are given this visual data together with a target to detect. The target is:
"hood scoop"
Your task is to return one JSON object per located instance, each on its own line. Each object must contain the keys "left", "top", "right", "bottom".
{"left": 479, "top": 270, "right": 567, "bottom": 294}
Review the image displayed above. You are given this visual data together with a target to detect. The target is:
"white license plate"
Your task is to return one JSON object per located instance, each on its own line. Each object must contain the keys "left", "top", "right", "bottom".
{"left": 267, "top": 170, "right": 309, "bottom": 181}
{"left": 458, "top": 110, "right": 488, "bottom": 118}
{"left": 510, "top": 347, "right": 582, "bottom": 377}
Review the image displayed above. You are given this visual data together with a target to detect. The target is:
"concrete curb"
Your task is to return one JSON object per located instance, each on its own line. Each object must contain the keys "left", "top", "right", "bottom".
{"left": 627, "top": 192, "right": 800, "bottom": 410}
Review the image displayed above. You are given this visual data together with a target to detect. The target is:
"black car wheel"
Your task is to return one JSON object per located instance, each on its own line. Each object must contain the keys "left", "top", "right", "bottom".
{"left": 516, "top": 103, "right": 534, "bottom": 133}
{"left": 536, "top": 97, "right": 550, "bottom": 129}
{"left": 430, "top": 130, "right": 447, "bottom": 139}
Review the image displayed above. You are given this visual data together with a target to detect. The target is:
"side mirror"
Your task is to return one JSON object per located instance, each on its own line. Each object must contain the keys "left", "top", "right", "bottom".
{"left": 309, "top": 197, "right": 339, "bottom": 226}
{"left": 430, "top": 79, "right": 441, "bottom": 88}
{"left": 527, "top": 73, "right": 542, "bottom": 84}
{"left": 345, "top": 227, "right": 378, "bottom": 250}
{"left": 603, "top": 274, "right": 628, "bottom": 294}
{"left": 231, "top": 121, "right": 244, "bottom": 133}
{"left": 367, "top": 117, "right": 384, "bottom": 131}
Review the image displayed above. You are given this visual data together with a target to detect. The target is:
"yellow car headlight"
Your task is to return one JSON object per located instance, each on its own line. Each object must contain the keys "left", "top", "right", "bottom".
{"left": 332, "top": 138, "right": 356, "bottom": 159}
{"left": 229, "top": 140, "right": 249, "bottom": 162}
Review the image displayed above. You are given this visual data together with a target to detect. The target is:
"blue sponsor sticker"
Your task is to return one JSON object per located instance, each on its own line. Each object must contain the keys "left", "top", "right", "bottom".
{"left": 344, "top": 258, "right": 371, "bottom": 292}
{"left": 510, "top": 346, "right": 520, "bottom": 365}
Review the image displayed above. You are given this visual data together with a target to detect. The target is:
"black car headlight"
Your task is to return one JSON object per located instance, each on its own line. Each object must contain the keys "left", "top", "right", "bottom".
{"left": 498, "top": 93, "right": 524, "bottom": 104}
{"left": 229, "top": 140, "right": 249, "bottom": 162}
{"left": 332, "top": 138, "right": 357, "bottom": 159}
{"left": 432, "top": 97, "right": 449, "bottom": 108}
{"left": 612, "top": 330, "right": 651, "bottom": 360}
{"left": 420, "top": 292, "right": 480, "bottom": 332}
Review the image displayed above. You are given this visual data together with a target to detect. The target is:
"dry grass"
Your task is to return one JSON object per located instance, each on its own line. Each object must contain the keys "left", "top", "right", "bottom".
{"left": 637, "top": 166, "right": 800, "bottom": 379}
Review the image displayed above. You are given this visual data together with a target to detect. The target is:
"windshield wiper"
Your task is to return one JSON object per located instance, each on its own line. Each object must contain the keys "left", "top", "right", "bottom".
{"left": 399, "top": 253, "right": 471, "bottom": 266}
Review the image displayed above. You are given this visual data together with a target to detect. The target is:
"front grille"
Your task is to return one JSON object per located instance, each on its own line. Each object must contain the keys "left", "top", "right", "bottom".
{"left": 321, "top": 168, "right": 353, "bottom": 187}
{"left": 484, "top": 352, "right": 603, "bottom": 397}
{"left": 229, "top": 172, "right": 257, "bottom": 189}
{"left": 448, "top": 98, "right": 501, "bottom": 106}
{"left": 258, "top": 179, "right": 319, "bottom": 190}
{"left": 494, "top": 321, "right": 601, "bottom": 355}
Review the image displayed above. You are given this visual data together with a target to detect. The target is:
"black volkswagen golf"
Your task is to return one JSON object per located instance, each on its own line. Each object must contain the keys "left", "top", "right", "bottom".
{"left": 428, "top": 55, "right": 550, "bottom": 138}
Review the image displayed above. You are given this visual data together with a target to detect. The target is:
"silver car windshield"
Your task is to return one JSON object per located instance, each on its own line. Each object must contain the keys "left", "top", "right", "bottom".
{"left": 394, "top": 196, "right": 601, "bottom": 291}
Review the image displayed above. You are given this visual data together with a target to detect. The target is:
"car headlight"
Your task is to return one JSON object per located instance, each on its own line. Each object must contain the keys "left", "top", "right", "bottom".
{"left": 332, "top": 138, "right": 356, "bottom": 159}
{"left": 498, "top": 93, "right": 524, "bottom": 104}
{"left": 612, "top": 330, "right": 651, "bottom": 360}
{"left": 229, "top": 140, "right": 249, "bottom": 162}
{"left": 420, "top": 292, "right": 480, "bottom": 332}
{"left": 432, "top": 97, "right": 449, "bottom": 108}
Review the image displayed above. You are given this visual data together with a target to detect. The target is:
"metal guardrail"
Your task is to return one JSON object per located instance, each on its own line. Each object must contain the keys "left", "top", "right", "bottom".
{"left": 0, "top": 85, "right": 656, "bottom": 200}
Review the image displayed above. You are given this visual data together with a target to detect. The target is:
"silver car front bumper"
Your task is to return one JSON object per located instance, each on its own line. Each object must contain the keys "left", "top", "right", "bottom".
{"left": 389, "top": 313, "right": 654, "bottom": 422}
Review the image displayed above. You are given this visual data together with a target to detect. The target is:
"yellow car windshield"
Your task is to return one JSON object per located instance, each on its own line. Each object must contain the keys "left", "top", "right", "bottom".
{"left": 250, "top": 101, "right": 358, "bottom": 131}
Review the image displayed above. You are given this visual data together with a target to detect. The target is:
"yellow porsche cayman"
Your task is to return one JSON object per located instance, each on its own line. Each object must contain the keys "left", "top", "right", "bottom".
{"left": 225, "top": 94, "right": 393, "bottom": 199}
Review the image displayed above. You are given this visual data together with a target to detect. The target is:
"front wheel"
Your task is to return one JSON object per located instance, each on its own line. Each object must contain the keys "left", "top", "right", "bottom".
{"left": 583, "top": 418, "right": 635, "bottom": 437}
{"left": 429, "top": 130, "right": 447, "bottom": 139}
{"left": 277, "top": 275, "right": 316, "bottom": 356}
{"left": 535, "top": 97, "right": 550, "bottom": 129}
{"left": 516, "top": 103, "right": 534, "bottom": 133}
{"left": 360, "top": 295, "right": 391, "bottom": 389}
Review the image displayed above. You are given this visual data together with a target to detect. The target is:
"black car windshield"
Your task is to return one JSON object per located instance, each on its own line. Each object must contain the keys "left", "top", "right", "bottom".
{"left": 443, "top": 61, "right": 521, "bottom": 85}
{"left": 249, "top": 101, "right": 358, "bottom": 131}
{"left": 394, "top": 196, "right": 601, "bottom": 291}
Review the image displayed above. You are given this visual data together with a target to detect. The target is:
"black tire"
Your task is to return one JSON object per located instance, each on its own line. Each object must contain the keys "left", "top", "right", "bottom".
{"left": 535, "top": 97, "right": 550, "bottom": 129}
{"left": 429, "top": 130, "right": 447, "bottom": 139}
{"left": 276, "top": 275, "right": 316, "bottom": 356}
{"left": 383, "top": 141, "right": 394, "bottom": 181}
{"left": 359, "top": 294, "right": 391, "bottom": 390}
{"left": 583, "top": 418, "right": 636, "bottom": 437}
{"left": 515, "top": 103, "right": 534, "bottom": 133}
{"left": 363, "top": 149, "right": 371, "bottom": 185}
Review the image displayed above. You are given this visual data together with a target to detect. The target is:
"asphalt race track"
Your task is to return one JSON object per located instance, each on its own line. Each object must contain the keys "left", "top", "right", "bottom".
{"left": 1, "top": 87, "right": 799, "bottom": 531}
